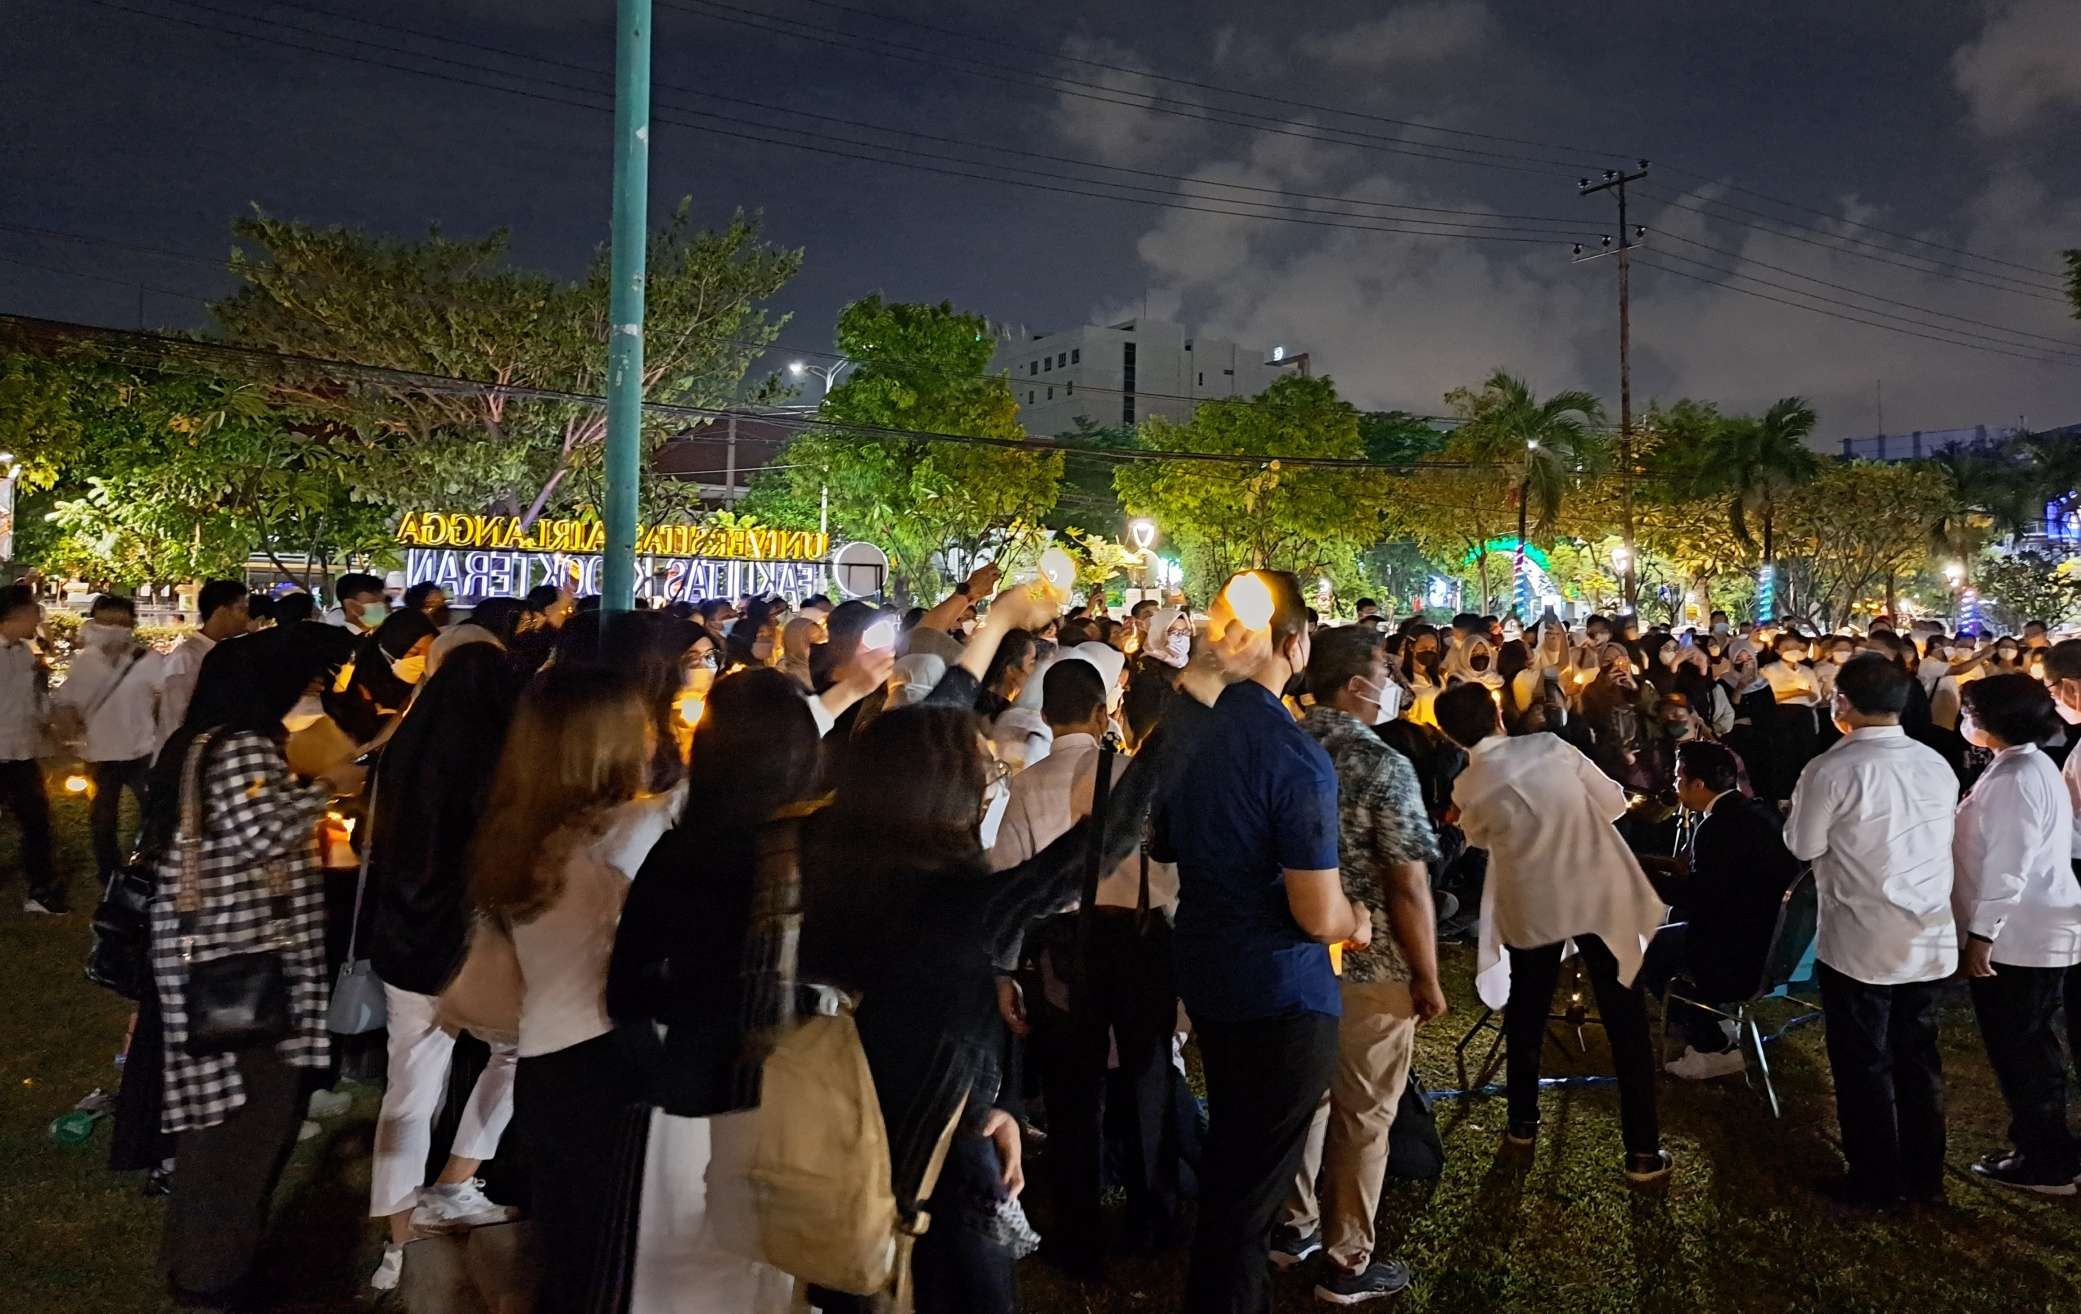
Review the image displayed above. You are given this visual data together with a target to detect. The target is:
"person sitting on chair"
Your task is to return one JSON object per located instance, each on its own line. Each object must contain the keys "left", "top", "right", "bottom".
{"left": 1638, "top": 742, "right": 1805, "bottom": 1080}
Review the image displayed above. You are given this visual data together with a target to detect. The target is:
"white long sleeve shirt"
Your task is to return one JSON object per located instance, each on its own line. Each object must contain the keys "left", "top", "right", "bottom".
{"left": 53, "top": 641, "right": 164, "bottom": 763}
{"left": 2062, "top": 737, "right": 2081, "bottom": 854}
{"left": 1952, "top": 744, "right": 2081, "bottom": 968}
{"left": 0, "top": 639, "right": 43, "bottom": 762}
{"left": 1785, "top": 725, "right": 1959, "bottom": 985}
{"left": 987, "top": 731, "right": 1179, "bottom": 913}
{"left": 156, "top": 630, "right": 215, "bottom": 747}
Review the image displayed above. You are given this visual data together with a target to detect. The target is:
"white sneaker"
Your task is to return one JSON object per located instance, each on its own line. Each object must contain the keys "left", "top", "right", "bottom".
{"left": 370, "top": 1243, "right": 405, "bottom": 1292}
{"left": 1665, "top": 1045, "right": 1746, "bottom": 1081}
{"left": 410, "top": 1178, "right": 519, "bottom": 1234}
{"left": 306, "top": 1088, "right": 353, "bottom": 1120}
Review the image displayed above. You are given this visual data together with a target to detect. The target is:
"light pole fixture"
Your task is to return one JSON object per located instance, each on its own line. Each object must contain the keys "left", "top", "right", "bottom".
{"left": 1129, "top": 518, "right": 1157, "bottom": 550}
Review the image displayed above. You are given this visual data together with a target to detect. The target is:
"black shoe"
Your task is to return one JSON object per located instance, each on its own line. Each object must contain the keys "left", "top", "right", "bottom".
{"left": 1971, "top": 1150, "right": 2078, "bottom": 1197}
{"left": 1623, "top": 1149, "right": 1674, "bottom": 1184}
{"left": 1268, "top": 1225, "right": 1322, "bottom": 1271}
{"left": 1314, "top": 1259, "right": 1413, "bottom": 1305}
{"left": 143, "top": 1164, "right": 174, "bottom": 1198}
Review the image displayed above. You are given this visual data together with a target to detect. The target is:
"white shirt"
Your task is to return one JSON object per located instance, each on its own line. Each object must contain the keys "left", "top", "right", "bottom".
{"left": 157, "top": 630, "right": 216, "bottom": 747}
{"left": 54, "top": 640, "right": 164, "bottom": 763}
{"left": 1952, "top": 744, "right": 2081, "bottom": 968}
{"left": 1451, "top": 733, "right": 1666, "bottom": 1008}
{"left": 513, "top": 789, "right": 682, "bottom": 1058}
{"left": 1763, "top": 659, "right": 1819, "bottom": 706}
{"left": 0, "top": 640, "right": 43, "bottom": 762}
{"left": 2063, "top": 737, "right": 2081, "bottom": 854}
{"left": 987, "top": 731, "right": 1179, "bottom": 913}
{"left": 1785, "top": 725, "right": 1959, "bottom": 985}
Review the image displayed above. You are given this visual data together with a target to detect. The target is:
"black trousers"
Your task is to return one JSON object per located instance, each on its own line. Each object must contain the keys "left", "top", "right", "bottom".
{"left": 1636, "top": 924, "right": 1732, "bottom": 1054}
{"left": 1031, "top": 913, "right": 1182, "bottom": 1263}
{"left": 1971, "top": 965, "right": 2078, "bottom": 1175}
{"left": 163, "top": 1045, "right": 306, "bottom": 1306}
{"left": 89, "top": 756, "right": 151, "bottom": 880}
{"left": 1505, "top": 934, "right": 1661, "bottom": 1154}
{"left": 1186, "top": 1010, "right": 1337, "bottom": 1314}
{"left": 911, "top": 1133, "right": 1020, "bottom": 1314}
{"left": 515, "top": 1033, "right": 643, "bottom": 1314}
{"left": 0, "top": 757, "right": 57, "bottom": 898}
{"left": 1817, "top": 962, "right": 1946, "bottom": 1200}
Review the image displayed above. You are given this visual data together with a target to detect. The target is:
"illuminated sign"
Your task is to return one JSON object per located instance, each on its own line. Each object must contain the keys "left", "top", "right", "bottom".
{"left": 396, "top": 511, "right": 853, "bottom": 605}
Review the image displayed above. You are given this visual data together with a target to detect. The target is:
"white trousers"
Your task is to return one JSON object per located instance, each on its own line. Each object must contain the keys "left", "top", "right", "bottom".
{"left": 369, "top": 981, "right": 518, "bottom": 1217}
{"left": 630, "top": 1107, "right": 797, "bottom": 1314}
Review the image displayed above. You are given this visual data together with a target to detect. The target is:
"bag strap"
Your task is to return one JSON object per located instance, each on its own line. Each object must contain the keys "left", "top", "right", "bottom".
{"left": 1134, "top": 835, "right": 1152, "bottom": 936}
{"left": 342, "top": 776, "right": 376, "bottom": 963}
{"left": 174, "top": 731, "right": 217, "bottom": 920}
{"left": 1069, "top": 741, "right": 1115, "bottom": 1019}
{"left": 77, "top": 645, "right": 145, "bottom": 730}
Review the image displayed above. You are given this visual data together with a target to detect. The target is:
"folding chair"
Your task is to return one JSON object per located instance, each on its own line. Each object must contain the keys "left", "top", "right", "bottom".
{"left": 1659, "top": 869, "right": 1821, "bottom": 1118}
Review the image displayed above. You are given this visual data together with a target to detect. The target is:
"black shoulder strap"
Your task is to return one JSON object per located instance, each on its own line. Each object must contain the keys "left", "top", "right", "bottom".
{"left": 1070, "top": 742, "right": 1115, "bottom": 1018}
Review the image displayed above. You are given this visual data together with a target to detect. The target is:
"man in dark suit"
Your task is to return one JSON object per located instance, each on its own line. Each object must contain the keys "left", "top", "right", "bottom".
{"left": 1639, "top": 741, "right": 1804, "bottom": 1079}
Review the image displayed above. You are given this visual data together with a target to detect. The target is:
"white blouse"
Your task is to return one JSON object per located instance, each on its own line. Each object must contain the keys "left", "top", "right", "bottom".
{"left": 1953, "top": 744, "right": 2081, "bottom": 969}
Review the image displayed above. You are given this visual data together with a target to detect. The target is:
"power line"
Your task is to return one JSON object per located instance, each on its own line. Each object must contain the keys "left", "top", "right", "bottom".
{"left": 769, "top": 0, "right": 2063, "bottom": 282}
{"left": 1651, "top": 232, "right": 2081, "bottom": 355}
{"left": 665, "top": 0, "right": 1588, "bottom": 180}
{"left": 1634, "top": 185, "right": 2068, "bottom": 302}
{"left": 1627, "top": 258, "right": 2077, "bottom": 368}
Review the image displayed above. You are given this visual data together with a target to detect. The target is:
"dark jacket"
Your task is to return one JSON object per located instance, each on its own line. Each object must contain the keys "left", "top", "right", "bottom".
{"left": 1682, "top": 792, "right": 1802, "bottom": 1000}
{"left": 364, "top": 651, "right": 519, "bottom": 995}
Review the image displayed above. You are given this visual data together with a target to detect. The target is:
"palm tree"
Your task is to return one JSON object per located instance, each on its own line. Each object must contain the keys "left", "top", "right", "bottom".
{"left": 1667, "top": 397, "right": 1818, "bottom": 618}
{"left": 1450, "top": 371, "right": 1606, "bottom": 614}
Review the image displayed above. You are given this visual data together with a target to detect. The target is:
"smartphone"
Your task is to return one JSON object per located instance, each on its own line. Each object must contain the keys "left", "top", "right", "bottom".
{"left": 862, "top": 617, "right": 898, "bottom": 651}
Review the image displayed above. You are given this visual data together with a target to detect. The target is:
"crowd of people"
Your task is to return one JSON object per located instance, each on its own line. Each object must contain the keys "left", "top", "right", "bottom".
{"left": 7, "top": 561, "right": 2081, "bottom": 1313}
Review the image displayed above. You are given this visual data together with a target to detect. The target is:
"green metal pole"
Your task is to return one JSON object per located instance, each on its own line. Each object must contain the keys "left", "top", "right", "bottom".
{"left": 601, "top": 0, "right": 652, "bottom": 613}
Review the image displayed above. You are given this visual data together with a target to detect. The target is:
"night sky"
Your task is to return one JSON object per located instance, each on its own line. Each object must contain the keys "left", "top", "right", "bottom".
{"left": 6, "top": 0, "right": 2080, "bottom": 437}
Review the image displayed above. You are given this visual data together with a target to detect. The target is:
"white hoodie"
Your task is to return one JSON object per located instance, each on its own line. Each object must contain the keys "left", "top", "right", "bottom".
{"left": 1453, "top": 732, "right": 1667, "bottom": 1008}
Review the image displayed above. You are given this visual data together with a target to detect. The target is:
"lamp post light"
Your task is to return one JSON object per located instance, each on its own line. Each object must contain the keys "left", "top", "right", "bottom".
{"left": 788, "top": 359, "right": 853, "bottom": 396}
{"left": 1129, "top": 518, "right": 1157, "bottom": 551}
{"left": 1514, "top": 440, "right": 1538, "bottom": 619}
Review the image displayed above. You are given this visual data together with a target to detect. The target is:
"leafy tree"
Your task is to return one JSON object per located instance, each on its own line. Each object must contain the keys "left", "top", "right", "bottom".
{"left": 1441, "top": 372, "right": 1607, "bottom": 535}
{"left": 778, "top": 297, "right": 1062, "bottom": 598}
{"left": 1772, "top": 462, "right": 1950, "bottom": 630}
{"left": 213, "top": 201, "right": 799, "bottom": 524}
{"left": 1113, "top": 374, "right": 1391, "bottom": 589}
{"left": 0, "top": 340, "right": 388, "bottom": 586}
{"left": 1046, "top": 420, "right": 1136, "bottom": 534}
{"left": 1978, "top": 550, "right": 2081, "bottom": 632}
{"left": 1656, "top": 396, "right": 1819, "bottom": 595}
{"left": 1358, "top": 410, "right": 1450, "bottom": 466}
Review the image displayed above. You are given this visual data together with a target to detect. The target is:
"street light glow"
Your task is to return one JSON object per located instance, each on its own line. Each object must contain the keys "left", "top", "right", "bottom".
{"left": 788, "top": 361, "right": 806, "bottom": 375}
{"left": 1129, "top": 517, "right": 1156, "bottom": 550}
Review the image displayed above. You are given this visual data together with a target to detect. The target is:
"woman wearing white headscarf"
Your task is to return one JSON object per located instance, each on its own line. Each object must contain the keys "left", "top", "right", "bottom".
{"left": 1148, "top": 605, "right": 1193, "bottom": 669}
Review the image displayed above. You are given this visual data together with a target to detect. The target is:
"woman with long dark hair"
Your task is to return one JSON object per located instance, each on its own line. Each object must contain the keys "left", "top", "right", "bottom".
{"left": 608, "top": 667, "right": 825, "bottom": 1312}
{"left": 362, "top": 643, "right": 526, "bottom": 1292}
{"left": 144, "top": 626, "right": 367, "bottom": 1310}
{"left": 797, "top": 587, "right": 1172, "bottom": 1313}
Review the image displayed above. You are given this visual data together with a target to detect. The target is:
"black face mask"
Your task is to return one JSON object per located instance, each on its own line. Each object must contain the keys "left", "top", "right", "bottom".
{"left": 1471, "top": 655, "right": 1491, "bottom": 672}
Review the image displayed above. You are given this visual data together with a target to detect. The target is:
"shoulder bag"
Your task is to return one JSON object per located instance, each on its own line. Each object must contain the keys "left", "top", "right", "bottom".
{"left": 325, "top": 778, "right": 387, "bottom": 1035}
{"left": 176, "top": 732, "right": 296, "bottom": 1056}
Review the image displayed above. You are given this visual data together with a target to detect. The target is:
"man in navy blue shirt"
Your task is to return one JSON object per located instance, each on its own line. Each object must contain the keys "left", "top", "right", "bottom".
{"left": 1155, "top": 571, "right": 1370, "bottom": 1314}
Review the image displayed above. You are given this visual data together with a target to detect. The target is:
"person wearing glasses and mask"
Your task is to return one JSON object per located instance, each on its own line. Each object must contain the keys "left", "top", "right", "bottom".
{"left": 1266, "top": 626, "right": 1441, "bottom": 1304}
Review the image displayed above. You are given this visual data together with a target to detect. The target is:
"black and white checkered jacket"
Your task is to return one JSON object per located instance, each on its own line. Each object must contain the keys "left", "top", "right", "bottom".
{"left": 150, "top": 730, "right": 332, "bottom": 1133}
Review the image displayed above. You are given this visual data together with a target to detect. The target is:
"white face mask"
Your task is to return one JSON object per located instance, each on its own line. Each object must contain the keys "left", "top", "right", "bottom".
{"left": 282, "top": 694, "right": 326, "bottom": 733}
{"left": 1166, "top": 632, "right": 1191, "bottom": 660}
{"left": 1711, "top": 622, "right": 1729, "bottom": 636}
{"left": 978, "top": 777, "right": 1013, "bottom": 849}
{"left": 81, "top": 620, "right": 132, "bottom": 651}
{"left": 1357, "top": 677, "right": 1403, "bottom": 726}
{"left": 2054, "top": 683, "right": 2081, "bottom": 726}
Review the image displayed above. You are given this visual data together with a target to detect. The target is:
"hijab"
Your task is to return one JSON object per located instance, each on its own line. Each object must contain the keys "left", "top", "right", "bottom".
{"left": 779, "top": 617, "right": 820, "bottom": 691}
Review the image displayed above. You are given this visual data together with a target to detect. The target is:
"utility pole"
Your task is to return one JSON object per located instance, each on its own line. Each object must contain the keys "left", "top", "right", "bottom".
{"left": 601, "top": 0, "right": 652, "bottom": 613}
{"left": 1579, "top": 161, "right": 1649, "bottom": 614}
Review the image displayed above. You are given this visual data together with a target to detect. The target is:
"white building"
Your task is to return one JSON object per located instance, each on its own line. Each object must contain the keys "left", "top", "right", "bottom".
{"left": 994, "top": 319, "right": 1296, "bottom": 436}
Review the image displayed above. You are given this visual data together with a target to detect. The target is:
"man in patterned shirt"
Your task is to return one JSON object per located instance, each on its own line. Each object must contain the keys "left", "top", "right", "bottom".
{"left": 1271, "top": 625, "right": 1445, "bottom": 1305}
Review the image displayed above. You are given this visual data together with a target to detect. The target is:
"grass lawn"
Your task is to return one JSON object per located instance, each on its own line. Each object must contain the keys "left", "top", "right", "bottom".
{"left": 6, "top": 792, "right": 2081, "bottom": 1313}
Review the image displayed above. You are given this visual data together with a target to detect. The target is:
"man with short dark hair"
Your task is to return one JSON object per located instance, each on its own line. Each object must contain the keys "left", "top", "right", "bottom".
{"left": 522, "top": 584, "right": 575, "bottom": 630}
{"left": 2038, "top": 640, "right": 2081, "bottom": 1099}
{"left": 1157, "top": 570, "right": 1369, "bottom": 1314}
{"left": 275, "top": 591, "right": 317, "bottom": 626}
{"left": 1787, "top": 654, "right": 1959, "bottom": 1207}
{"left": 158, "top": 579, "right": 248, "bottom": 746}
{"left": 1354, "top": 598, "right": 1379, "bottom": 621}
{"left": 328, "top": 572, "right": 389, "bottom": 634}
{"left": 2024, "top": 619, "right": 2051, "bottom": 649}
{"left": 1639, "top": 741, "right": 1803, "bottom": 1079}
{"left": 991, "top": 658, "right": 1183, "bottom": 1276}
{"left": 55, "top": 595, "right": 163, "bottom": 886}
{"left": 0, "top": 595, "right": 59, "bottom": 912}
{"left": 1270, "top": 626, "right": 1440, "bottom": 1303}
{"left": 1436, "top": 681, "right": 1670, "bottom": 1183}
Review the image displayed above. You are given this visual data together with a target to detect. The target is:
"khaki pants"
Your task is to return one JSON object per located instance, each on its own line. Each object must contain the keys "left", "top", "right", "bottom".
{"left": 1281, "top": 978, "right": 1418, "bottom": 1273}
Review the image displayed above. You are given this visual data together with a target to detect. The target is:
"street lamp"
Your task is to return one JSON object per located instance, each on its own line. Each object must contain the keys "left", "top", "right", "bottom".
{"left": 1129, "top": 518, "right": 1156, "bottom": 551}
{"left": 787, "top": 359, "right": 852, "bottom": 396}
{"left": 1943, "top": 561, "right": 1965, "bottom": 586}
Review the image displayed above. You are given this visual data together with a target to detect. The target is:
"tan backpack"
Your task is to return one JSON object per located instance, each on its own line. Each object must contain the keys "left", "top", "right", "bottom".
{"left": 747, "top": 991, "right": 961, "bottom": 1308}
